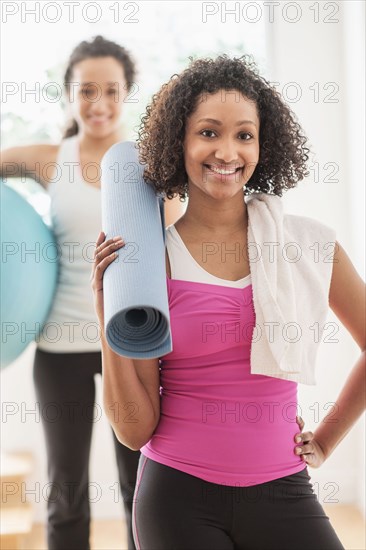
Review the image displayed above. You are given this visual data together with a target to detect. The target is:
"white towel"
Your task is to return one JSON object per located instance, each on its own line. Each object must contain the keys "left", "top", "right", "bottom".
{"left": 245, "top": 191, "right": 336, "bottom": 384}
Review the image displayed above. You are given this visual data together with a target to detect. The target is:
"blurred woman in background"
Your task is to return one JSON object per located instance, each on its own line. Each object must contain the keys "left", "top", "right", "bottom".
{"left": 0, "top": 35, "right": 184, "bottom": 550}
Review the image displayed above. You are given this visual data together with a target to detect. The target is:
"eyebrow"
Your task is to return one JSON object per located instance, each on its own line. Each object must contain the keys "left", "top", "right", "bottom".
{"left": 80, "top": 82, "right": 118, "bottom": 86}
{"left": 196, "top": 117, "right": 257, "bottom": 127}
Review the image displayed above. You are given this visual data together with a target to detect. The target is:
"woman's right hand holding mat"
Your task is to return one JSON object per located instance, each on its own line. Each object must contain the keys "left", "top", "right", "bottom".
{"left": 91, "top": 231, "right": 125, "bottom": 333}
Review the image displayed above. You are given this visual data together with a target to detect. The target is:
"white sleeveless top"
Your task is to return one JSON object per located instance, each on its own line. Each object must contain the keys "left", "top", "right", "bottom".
{"left": 165, "top": 225, "right": 252, "bottom": 288}
{"left": 37, "top": 136, "right": 102, "bottom": 352}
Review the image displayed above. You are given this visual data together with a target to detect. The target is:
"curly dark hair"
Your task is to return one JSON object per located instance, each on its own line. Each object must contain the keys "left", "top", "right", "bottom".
{"left": 63, "top": 35, "right": 136, "bottom": 138}
{"left": 137, "top": 54, "right": 310, "bottom": 200}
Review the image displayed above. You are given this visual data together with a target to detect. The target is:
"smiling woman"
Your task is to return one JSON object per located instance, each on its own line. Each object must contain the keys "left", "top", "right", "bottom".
{"left": 95, "top": 53, "right": 365, "bottom": 550}
{"left": 138, "top": 55, "right": 310, "bottom": 202}
{"left": 182, "top": 92, "right": 260, "bottom": 201}
{"left": 62, "top": 56, "right": 130, "bottom": 189}
{"left": 62, "top": 36, "right": 135, "bottom": 142}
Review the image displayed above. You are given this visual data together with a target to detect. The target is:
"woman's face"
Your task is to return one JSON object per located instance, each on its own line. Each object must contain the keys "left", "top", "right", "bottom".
{"left": 183, "top": 90, "right": 260, "bottom": 200}
{"left": 67, "top": 56, "right": 129, "bottom": 138}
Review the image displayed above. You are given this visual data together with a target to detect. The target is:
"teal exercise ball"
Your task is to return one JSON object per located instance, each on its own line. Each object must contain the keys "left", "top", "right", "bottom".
{"left": 1, "top": 181, "right": 58, "bottom": 369}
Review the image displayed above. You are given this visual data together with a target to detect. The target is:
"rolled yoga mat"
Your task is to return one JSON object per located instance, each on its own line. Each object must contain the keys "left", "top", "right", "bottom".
{"left": 101, "top": 141, "right": 172, "bottom": 359}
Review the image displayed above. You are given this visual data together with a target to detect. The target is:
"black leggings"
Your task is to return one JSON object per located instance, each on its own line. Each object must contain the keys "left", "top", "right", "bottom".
{"left": 133, "top": 456, "right": 345, "bottom": 550}
{"left": 33, "top": 348, "right": 140, "bottom": 550}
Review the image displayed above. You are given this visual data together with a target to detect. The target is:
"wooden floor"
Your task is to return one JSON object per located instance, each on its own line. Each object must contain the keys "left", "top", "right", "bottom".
{"left": 17, "top": 505, "right": 365, "bottom": 550}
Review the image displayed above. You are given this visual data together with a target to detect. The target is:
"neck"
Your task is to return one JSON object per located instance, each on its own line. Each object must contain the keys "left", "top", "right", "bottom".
{"left": 179, "top": 187, "right": 248, "bottom": 237}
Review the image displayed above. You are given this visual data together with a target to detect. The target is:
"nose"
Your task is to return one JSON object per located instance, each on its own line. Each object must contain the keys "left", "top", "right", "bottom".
{"left": 88, "top": 90, "right": 113, "bottom": 114}
{"left": 89, "top": 98, "right": 108, "bottom": 114}
{"left": 214, "top": 138, "right": 240, "bottom": 164}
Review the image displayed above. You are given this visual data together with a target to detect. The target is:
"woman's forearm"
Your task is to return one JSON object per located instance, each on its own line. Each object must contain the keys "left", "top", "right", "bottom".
{"left": 314, "top": 350, "right": 366, "bottom": 459}
{"left": 101, "top": 331, "right": 158, "bottom": 450}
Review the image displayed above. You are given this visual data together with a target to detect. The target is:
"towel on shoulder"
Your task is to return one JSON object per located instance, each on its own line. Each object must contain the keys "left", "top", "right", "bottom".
{"left": 245, "top": 192, "right": 336, "bottom": 385}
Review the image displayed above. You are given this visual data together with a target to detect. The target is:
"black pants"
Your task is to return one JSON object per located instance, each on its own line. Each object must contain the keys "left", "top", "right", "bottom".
{"left": 33, "top": 348, "right": 140, "bottom": 550}
{"left": 133, "top": 456, "right": 345, "bottom": 550}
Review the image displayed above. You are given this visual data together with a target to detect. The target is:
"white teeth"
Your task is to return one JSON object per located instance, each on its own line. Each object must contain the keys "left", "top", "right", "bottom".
{"left": 208, "top": 165, "right": 239, "bottom": 175}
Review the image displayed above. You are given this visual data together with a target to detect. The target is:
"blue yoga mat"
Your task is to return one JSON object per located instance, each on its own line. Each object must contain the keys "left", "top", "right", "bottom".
{"left": 100, "top": 141, "right": 172, "bottom": 359}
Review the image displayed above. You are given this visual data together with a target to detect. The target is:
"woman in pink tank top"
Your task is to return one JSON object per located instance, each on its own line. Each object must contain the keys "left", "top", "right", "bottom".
{"left": 93, "top": 55, "right": 365, "bottom": 549}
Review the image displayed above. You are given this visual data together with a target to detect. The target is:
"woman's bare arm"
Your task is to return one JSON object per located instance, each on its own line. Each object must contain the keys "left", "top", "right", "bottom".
{"left": 313, "top": 240, "right": 366, "bottom": 459}
{"left": 101, "top": 198, "right": 181, "bottom": 448}
{"left": 101, "top": 331, "right": 161, "bottom": 451}
{"left": 0, "top": 144, "right": 58, "bottom": 190}
{"left": 91, "top": 232, "right": 161, "bottom": 451}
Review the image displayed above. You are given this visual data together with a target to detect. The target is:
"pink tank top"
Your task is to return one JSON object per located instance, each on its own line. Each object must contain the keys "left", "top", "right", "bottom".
{"left": 140, "top": 226, "right": 306, "bottom": 486}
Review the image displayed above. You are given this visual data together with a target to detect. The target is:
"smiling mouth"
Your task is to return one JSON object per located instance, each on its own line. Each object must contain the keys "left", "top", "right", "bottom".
{"left": 204, "top": 164, "right": 244, "bottom": 175}
{"left": 88, "top": 116, "right": 111, "bottom": 122}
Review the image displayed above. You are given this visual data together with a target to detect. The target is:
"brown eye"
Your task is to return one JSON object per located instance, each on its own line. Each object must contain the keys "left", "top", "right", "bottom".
{"left": 201, "top": 129, "right": 216, "bottom": 138}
